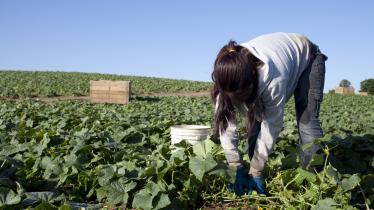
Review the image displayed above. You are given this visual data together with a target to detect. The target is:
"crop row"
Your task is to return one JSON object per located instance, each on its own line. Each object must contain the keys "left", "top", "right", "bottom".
{"left": 0, "top": 94, "right": 373, "bottom": 209}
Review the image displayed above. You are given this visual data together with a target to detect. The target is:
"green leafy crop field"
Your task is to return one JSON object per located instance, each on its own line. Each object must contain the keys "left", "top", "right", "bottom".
{"left": 0, "top": 71, "right": 374, "bottom": 209}
{"left": 0, "top": 71, "right": 211, "bottom": 97}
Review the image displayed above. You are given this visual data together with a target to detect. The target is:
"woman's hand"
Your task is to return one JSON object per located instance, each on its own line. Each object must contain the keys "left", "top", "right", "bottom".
{"left": 229, "top": 168, "right": 269, "bottom": 196}
{"left": 248, "top": 175, "right": 268, "bottom": 195}
{"left": 232, "top": 167, "right": 249, "bottom": 196}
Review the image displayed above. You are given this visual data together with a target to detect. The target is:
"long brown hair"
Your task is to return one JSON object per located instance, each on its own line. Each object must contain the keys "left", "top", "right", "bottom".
{"left": 211, "top": 40, "right": 262, "bottom": 136}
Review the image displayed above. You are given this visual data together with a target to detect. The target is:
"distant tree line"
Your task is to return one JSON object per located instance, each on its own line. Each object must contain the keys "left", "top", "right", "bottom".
{"left": 339, "top": 79, "right": 351, "bottom": 88}
{"left": 361, "top": 79, "right": 374, "bottom": 94}
{"left": 328, "top": 78, "right": 374, "bottom": 95}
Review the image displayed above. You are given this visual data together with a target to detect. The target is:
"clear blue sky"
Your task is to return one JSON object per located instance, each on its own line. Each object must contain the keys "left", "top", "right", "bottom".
{"left": 1, "top": 0, "right": 373, "bottom": 92}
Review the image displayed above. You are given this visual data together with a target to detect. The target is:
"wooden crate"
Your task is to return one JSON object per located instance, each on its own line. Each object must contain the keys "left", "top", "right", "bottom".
{"left": 359, "top": 91, "right": 368, "bottom": 96}
{"left": 90, "top": 80, "right": 131, "bottom": 104}
{"left": 335, "top": 87, "right": 354, "bottom": 95}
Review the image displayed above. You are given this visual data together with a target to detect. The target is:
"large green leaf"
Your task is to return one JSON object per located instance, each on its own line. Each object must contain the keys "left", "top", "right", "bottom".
{"left": 40, "top": 156, "right": 63, "bottom": 179}
{"left": 169, "top": 149, "right": 187, "bottom": 166}
{"left": 0, "top": 143, "right": 29, "bottom": 156}
{"left": 97, "top": 165, "right": 116, "bottom": 186}
{"left": 153, "top": 193, "right": 171, "bottom": 210}
{"left": 312, "top": 198, "right": 338, "bottom": 210}
{"left": 132, "top": 188, "right": 154, "bottom": 210}
{"left": 95, "top": 187, "right": 107, "bottom": 202}
{"left": 309, "top": 154, "right": 325, "bottom": 166}
{"left": 36, "top": 133, "right": 51, "bottom": 156}
{"left": 0, "top": 187, "right": 21, "bottom": 206}
{"left": 189, "top": 154, "right": 217, "bottom": 181}
{"left": 192, "top": 139, "right": 216, "bottom": 158}
{"left": 341, "top": 174, "right": 361, "bottom": 192}
{"left": 23, "top": 191, "right": 64, "bottom": 206}
{"left": 295, "top": 168, "right": 317, "bottom": 185}
{"left": 132, "top": 182, "right": 171, "bottom": 210}
{"left": 106, "top": 180, "right": 137, "bottom": 205}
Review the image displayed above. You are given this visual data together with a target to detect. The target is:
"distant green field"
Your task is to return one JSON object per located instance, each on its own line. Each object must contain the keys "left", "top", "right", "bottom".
{"left": 0, "top": 71, "right": 212, "bottom": 98}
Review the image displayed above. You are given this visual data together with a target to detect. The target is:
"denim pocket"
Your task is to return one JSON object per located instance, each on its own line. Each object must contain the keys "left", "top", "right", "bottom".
{"left": 309, "top": 54, "right": 326, "bottom": 94}
{"left": 309, "top": 89, "right": 323, "bottom": 118}
{"left": 312, "top": 56, "right": 326, "bottom": 73}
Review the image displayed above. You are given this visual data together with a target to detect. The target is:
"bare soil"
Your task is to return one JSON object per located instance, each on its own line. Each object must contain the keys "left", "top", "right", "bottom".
{"left": 202, "top": 203, "right": 256, "bottom": 210}
{"left": 139, "top": 91, "right": 210, "bottom": 97}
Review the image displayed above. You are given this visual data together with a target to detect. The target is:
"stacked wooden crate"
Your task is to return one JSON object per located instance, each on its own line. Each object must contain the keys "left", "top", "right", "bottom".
{"left": 335, "top": 87, "right": 354, "bottom": 95}
{"left": 89, "top": 80, "right": 131, "bottom": 104}
{"left": 359, "top": 91, "right": 368, "bottom": 96}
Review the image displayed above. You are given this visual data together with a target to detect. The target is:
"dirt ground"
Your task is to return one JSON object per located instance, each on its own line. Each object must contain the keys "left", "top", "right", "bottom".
{"left": 140, "top": 91, "right": 210, "bottom": 97}
{"left": 202, "top": 202, "right": 258, "bottom": 210}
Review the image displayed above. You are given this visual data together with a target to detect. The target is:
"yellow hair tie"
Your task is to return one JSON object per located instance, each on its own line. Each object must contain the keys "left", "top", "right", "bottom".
{"left": 228, "top": 48, "right": 236, "bottom": 53}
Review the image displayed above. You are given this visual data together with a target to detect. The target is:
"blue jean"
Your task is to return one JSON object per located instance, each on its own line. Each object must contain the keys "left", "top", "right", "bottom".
{"left": 247, "top": 44, "right": 328, "bottom": 170}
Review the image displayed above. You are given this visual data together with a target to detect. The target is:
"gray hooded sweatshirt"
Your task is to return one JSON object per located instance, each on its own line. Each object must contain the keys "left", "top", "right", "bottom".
{"left": 217, "top": 32, "right": 313, "bottom": 176}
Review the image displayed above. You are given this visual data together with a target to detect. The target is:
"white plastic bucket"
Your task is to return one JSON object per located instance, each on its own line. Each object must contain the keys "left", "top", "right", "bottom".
{"left": 170, "top": 125, "right": 211, "bottom": 145}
